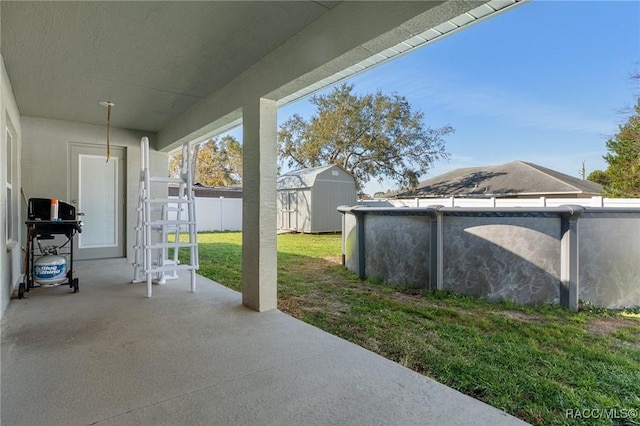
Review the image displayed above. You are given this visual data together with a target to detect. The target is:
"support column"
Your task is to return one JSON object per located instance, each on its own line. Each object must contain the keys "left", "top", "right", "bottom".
{"left": 242, "top": 98, "right": 277, "bottom": 312}
{"left": 427, "top": 206, "right": 444, "bottom": 291}
{"left": 357, "top": 212, "right": 366, "bottom": 280}
{"left": 560, "top": 206, "right": 583, "bottom": 312}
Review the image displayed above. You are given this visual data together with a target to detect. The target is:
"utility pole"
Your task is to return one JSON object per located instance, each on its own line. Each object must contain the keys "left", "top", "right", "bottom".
{"left": 579, "top": 160, "right": 586, "bottom": 180}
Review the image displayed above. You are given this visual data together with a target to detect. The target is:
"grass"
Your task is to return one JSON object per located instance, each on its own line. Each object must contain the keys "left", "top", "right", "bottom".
{"left": 182, "top": 232, "right": 640, "bottom": 426}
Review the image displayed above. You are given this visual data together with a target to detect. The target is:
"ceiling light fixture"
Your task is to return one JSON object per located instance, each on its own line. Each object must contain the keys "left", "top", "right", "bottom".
{"left": 99, "top": 101, "right": 115, "bottom": 162}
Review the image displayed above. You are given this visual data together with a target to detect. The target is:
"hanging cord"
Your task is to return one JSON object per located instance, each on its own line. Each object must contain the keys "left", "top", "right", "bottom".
{"left": 106, "top": 103, "right": 112, "bottom": 163}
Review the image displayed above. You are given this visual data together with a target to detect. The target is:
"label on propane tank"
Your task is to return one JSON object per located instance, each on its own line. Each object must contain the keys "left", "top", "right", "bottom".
{"left": 34, "top": 264, "right": 65, "bottom": 279}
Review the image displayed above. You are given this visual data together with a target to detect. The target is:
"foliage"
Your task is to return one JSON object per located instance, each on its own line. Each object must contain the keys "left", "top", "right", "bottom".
{"left": 278, "top": 83, "right": 452, "bottom": 191}
{"left": 601, "top": 99, "right": 640, "bottom": 197}
{"left": 587, "top": 169, "right": 610, "bottom": 187}
{"left": 184, "top": 232, "right": 640, "bottom": 426}
{"left": 169, "top": 135, "right": 242, "bottom": 187}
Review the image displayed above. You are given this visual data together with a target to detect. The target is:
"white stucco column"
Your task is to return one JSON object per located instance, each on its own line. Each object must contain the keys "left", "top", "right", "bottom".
{"left": 242, "top": 97, "right": 277, "bottom": 312}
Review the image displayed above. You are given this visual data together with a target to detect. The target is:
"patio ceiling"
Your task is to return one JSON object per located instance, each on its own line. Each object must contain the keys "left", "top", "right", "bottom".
{"left": 1, "top": 1, "right": 340, "bottom": 132}
{"left": 1, "top": 1, "right": 526, "bottom": 150}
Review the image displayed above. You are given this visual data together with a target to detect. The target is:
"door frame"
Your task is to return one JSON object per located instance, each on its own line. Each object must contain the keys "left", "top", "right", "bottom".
{"left": 280, "top": 190, "right": 297, "bottom": 231}
{"left": 68, "top": 142, "right": 127, "bottom": 260}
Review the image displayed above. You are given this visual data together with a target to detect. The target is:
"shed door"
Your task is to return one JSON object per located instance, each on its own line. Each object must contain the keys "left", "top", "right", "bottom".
{"left": 281, "top": 190, "right": 297, "bottom": 230}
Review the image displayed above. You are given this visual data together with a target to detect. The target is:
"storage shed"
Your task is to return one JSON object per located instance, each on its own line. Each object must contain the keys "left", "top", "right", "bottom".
{"left": 277, "top": 165, "right": 357, "bottom": 233}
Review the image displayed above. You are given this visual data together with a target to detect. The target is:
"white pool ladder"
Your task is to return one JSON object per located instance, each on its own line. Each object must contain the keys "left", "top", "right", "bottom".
{"left": 132, "top": 136, "right": 199, "bottom": 297}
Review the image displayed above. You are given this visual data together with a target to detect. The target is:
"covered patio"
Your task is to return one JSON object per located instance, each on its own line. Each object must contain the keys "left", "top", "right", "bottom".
{"left": 1, "top": 0, "right": 526, "bottom": 313}
{"left": 1, "top": 261, "right": 526, "bottom": 425}
{"left": 1, "top": 1, "right": 529, "bottom": 424}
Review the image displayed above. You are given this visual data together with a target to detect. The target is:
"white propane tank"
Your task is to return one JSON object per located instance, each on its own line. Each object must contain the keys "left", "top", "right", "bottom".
{"left": 34, "top": 255, "right": 67, "bottom": 285}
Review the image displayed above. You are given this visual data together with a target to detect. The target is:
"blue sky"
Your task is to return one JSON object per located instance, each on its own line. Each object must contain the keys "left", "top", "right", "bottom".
{"left": 249, "top": 0, "right": 640, "bottom": 195}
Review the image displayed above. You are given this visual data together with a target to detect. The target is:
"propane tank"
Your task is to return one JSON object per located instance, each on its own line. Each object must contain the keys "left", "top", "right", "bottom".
{"left": 34, "top": 255, "right": 67, "bottom": 285}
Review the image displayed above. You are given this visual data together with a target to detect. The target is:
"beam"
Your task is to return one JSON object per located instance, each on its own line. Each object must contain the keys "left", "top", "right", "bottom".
{"left": 157, "top": 1, "right": 486, "bottom": 151}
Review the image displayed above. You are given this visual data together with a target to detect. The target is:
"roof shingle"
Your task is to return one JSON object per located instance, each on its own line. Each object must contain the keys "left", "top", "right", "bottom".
{"left": 388, "top": 161, "right": 603, "bottom": 198}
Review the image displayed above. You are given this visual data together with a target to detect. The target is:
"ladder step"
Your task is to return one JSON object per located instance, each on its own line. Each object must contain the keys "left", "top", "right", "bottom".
{"left": 147, "top": 206, "right": 181, "bottom": 213}
{"left": 145, "top": 264, "right": 199, "bottom": 273}
{"left": 149, "top": 176, "right": 186, "bottom": 184}
{"left": 147, "top": 198, "right": 194, "bottom": 204}
{"left": 145, "top": 242, "right": 197, "bottom": 249}
{"left": 144, "top": 259, "right": 180, "bottom": 268}
{"left": 146, "top": 220, "right": 196, "bottom": 226}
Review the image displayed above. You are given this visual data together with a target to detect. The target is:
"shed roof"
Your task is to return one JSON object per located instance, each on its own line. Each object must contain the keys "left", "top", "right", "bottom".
{"left": 277, "top": 165, "right": 350, "bottom": 190}
{"left": 387, "top": 161, "right": 603, "bottom": 198}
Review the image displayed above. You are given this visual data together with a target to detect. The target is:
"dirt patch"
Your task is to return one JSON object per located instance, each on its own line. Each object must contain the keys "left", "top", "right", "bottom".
{"left": 492, "top": 311, "right": 546, "bottom": 323}
{"left": 279, "top": 288, "right": 350, "bottom": 319}
{"left": 322, "top": 255, "right": 341, "bottom": 264}
{"left": 357, "top": 285, "right": 451, "bottom": 310}
{"left": 278, "top": 296, "right": 306, "bottom": 317}
{"left": 588, "top": 317, "right": 638, "bottom": 336}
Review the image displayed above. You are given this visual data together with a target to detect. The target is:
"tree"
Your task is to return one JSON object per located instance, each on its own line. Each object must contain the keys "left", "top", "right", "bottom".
{"left": 601, "top": 99, "right": 640, "bottom": 197}
{"left": 586, "top": 169, "right": 610, "bottom": 187}
{"left": 169, "top": 135, "right": 243, "bottom": 186}
{"left": 278, "top": 83, "right": 452, "bottom": 191}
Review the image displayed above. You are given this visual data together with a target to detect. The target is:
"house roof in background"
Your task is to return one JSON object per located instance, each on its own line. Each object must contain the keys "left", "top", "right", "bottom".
{"left": 387, "top": 161, "right": 603, "bottom": 198}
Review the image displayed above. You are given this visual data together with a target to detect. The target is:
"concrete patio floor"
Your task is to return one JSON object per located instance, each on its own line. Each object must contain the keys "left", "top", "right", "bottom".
{"left": 1, "top": 259, "right": 528, "bottom": 426}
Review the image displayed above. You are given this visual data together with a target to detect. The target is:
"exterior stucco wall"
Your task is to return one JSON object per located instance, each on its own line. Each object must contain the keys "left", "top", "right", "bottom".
{"left": 1, "top": 54, "right": 23, "bottom": 315}
{"left": 20, "top": 117, "right": 163, "bottom": 263}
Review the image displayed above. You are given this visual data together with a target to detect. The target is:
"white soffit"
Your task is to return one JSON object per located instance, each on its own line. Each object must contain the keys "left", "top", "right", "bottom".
{"left": 277, "top": 0, "right": 526, "bottom": 107}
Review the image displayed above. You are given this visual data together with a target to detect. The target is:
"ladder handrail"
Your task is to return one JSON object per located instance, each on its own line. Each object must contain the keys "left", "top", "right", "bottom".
{"left": 132, "top": 136, "right": 199, "bottom": 297}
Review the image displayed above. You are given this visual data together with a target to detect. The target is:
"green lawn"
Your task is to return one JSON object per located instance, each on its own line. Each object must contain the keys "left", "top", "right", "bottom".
{"left": 183, "top": 232, "right": 640, "bottom": 426}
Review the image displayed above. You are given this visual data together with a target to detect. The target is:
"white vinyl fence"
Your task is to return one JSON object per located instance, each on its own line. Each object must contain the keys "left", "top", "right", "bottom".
{"left": 359, "top": 196, "right": 640, "bottom": 209}
{"left": 169, "top": 196, "right": 242, "bottom": 232}
{"left": 171, "top": 195, "right": 640, "bottom": 232}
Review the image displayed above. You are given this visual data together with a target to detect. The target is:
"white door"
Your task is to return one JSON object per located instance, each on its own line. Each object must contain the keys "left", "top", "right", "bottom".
{"left": 279, "top": 190, "right": 296, "bottom": 230}
{"left": 69, "top": 143, "right": 126, "bottom": 259}
{"left": 287, "top": 191, "right": 297, "bottom": 230}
